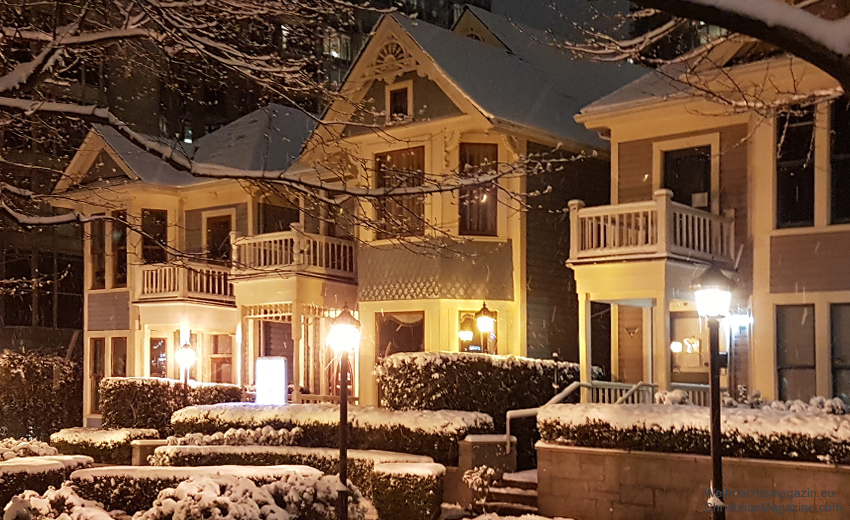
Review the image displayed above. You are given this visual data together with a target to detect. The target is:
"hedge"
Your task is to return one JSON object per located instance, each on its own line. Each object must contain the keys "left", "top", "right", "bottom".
{"left": 149, "top": 444, "right": 433, "bottom": 498}
{"left": 50, "top": 427, "right": 159, "bottom": 465}
{"left": 171, "top": 403, "right": 493, "bottom": 465}
{"left": 372, "top": 463, "right": 445, "bottom": 520}
{"left": 0, "top": 455, "right": 92, "bottom": 507}
{"left": 539, "top": 403, "right": 850, "bottom": 464}
{"left": 69, "top": 464, "right": 323, "bottom": 513}
{"left": 1, "top": 438, "right": 58, "bottom": 459}
{"left": 0, "top": 352, "right": 82, "bottom": 440}
{"left": 100, "top": 377, "right": 243, "bottom": 435}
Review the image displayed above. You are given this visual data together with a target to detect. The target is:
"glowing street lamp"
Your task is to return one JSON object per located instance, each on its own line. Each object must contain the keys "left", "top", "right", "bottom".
{"left": 475, "top": 302, "right": 496, "bottom": 354}
{"left": 176, "top": 343, "right": 197, "bottom": 386}
{"left": 328, "top": 306, "right": 360, "bottom": 520}
{"left": 691, "top": 264, "right": 736, "bottom": 520}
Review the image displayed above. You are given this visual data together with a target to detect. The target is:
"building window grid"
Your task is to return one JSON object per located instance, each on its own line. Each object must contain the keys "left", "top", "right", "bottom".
{"left": 776, "top": 304, "right": 817, "bottom": 401}
{"left": 775, "top": 106, "right": 816, "bottom": 229}
{"left": 830, "top": 97, "right": 850, "bottom": 224}
{"left": 459, "top": 143, "right": 498, "bottom": 236}
{"left": 374, "top": 147, "right": 426, "bottom": 239}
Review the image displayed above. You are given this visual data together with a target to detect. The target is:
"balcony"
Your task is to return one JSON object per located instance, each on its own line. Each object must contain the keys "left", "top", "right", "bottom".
{"left": 568, "top": 189, "right": 735, "bottom": 266}
{"left": 231, "top": 227, "right": 356, "bottom": 281}
{"left": 137, "top": 262, "right": 234, "bottom": 304}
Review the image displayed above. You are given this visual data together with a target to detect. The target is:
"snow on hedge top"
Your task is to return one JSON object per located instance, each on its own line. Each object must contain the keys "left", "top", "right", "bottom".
{"left": 152, "top": 444, "right": 434, "bottom": 464}
{"left": 50, "top": 427, "right": 159, "bottom": 446}
{"left": 172, "top": 403, "right": 493, "bottom": 434}
{"left": 1, "top": 438, "right": 57, "bottom": 460}
{"left": 0, "top": 455, "right": 92, "bottom": 476}
{"left": 374, "top": 462, "right": 445, "bottom": 478}
{"left": 539, "top": 403, "right": 850, "bottom": 442}
{"left": 376, "top": 351, "right": 594, "bottom": 375}
{"left": 101, "top": 376, "right": 240, "bottom": 390}
{"left": 71, "top": 464, "right": 321, "bottom": 482}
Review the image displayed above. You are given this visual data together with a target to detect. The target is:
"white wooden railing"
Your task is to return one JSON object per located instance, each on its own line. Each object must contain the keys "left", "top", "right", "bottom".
{"left": 231, "top": 225, "right": 356, "bottom": 280}
{"left": 568, "top": 189, "right": 735, "bottom": 265}
{"left": 138, "top": 262, "right": 234, "bottom": 303}
{"left": 670, "top": 383, "right": 726, "bottom": 407}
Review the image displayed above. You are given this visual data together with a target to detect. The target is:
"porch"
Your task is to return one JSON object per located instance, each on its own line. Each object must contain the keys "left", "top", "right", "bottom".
{"left": 136, "top": 261, "right": 234, "bottom": 305}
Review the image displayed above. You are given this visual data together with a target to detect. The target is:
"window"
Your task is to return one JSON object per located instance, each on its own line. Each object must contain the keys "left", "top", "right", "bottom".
{"left": 56, "top": 255, "right": 83, "bottom": 329}
{"left": 150, "top": 338, "right": 167, "bottom": 378}
{"left": 832, "top": 304, "right": 850, "bottom": 403}
{"left": 376, "top": 312, "right": 424, "bottom": 360}
{"left": 389, "top": 87, "right": 410, "bottom": 120}
{"left": 142, "top": 209, "right": 168, "bottom": 264}
{"left": 663, "top": 146, "right": 711, "bottom": 209}
{"left": 322, "top": 30, "right": 351, "bottom": 61}
{"left": 831, "top": 97, "right": 850, "bottom": 224}
{"left": 206, "top": 215, "right": 232, "bottom": 262}
{"left": 91, "top": 338, "right": 105, "bottom": 412}
{"left": 90, "top": 218, "right": 106, "bottom": 289}
{"left": 280, "top": 25, "right": 290, "bottom": 50}
{"left": 776, "top": 106, "right": 815, "bottom": 228}
{"left": 4, "top": 250, "right": 32, "bottom": 326}
{"left": 111, "top": 337, "right": 127, "bottom": 377}
{"left": 776, "top": 305, "right": 816, "bottom": 401}
{"left": 459, "top": 143, "right": 498, "bottom": 236}
{"left": 210, "top": 334, "right": 233, "bottom": 384}
{"left": 112, "top": 211, "right": 127, "bottom": 287}
{"left": 375, "top": 147, "right": 425, "bottom": 239}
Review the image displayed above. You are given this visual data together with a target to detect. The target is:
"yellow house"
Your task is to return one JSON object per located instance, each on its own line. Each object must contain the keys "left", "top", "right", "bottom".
{"left": 573, "top": 34, "right": 850, "bottom": 403}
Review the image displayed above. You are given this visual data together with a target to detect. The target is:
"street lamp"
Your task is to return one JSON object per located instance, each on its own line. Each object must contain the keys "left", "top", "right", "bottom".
{"left": 691, "top": 264, "right": 736, "bottom": 520}
{"left": 474, "top": 302, "right": 496, "bottom": 354}
{"left": 328, "top": 306, "right": 360, "bottom": 520}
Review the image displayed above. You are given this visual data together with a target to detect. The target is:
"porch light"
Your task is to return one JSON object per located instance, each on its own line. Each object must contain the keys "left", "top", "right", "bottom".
{"left": 475, "top": 302, "right": 496, "bottom": 334}
{"left": 328, "top": 306, "right": 361, "bottom": 353}
{"left": 690, "top": 264, "right": 736, "bottom": 318}
{"left": 670, "top": 341, "right": 683, "bottom": 353}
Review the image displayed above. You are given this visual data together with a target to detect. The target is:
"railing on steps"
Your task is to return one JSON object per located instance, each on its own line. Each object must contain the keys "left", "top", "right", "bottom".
{"left": 669, "top": 382, "right": 726, "bottom": 407}
{"left": 504, "top": 380, "right": 658, "bottom": 454}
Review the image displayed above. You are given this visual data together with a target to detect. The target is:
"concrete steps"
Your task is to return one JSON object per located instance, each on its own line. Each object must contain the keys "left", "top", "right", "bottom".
{"left": 481, "top": 470, "right": 538, "bottom": 515}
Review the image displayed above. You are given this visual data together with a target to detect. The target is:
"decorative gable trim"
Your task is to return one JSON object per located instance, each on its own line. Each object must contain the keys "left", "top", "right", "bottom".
{"left": 363, "top": 36, "right": 418, "bottom": 82}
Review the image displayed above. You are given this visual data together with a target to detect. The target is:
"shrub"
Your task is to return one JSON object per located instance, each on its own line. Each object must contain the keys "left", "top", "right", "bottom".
{"left": 149, "top": 444, "right": 433, "bottom": 498}
{"left": 166, "top": 425, "right": 302, "bottom": 446}
{"left": 0, "top": 352, "right": 82, "bottom": 440}
{"left": 0, "top": 455, "right": 92, "bottom": 507}
{"left": 539, "top": 403, "right": 850, "bottom": 464}
{"left": 1, "top": 438, "right": 58, "bottom": 460}
{"left": 100, "top": 378, "right": 243, "bottom": 436}
{"left": 171, "top": 403, "right": 493, "bottom": 465}
{"left": 70, "top": 464, "right": 324, "bottom": 513}
{"left": 50, "top": 427, "right": 159, "bottom": 465}
{"left": 372, "top": 463, "right": 445, "bottom": 520}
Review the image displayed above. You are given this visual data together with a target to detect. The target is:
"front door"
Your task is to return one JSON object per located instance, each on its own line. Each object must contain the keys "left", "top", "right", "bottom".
{"left": 261, "top": 321, "right": 294, "bottom": 389}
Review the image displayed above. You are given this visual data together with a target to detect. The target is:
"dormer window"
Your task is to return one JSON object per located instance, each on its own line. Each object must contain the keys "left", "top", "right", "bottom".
{"left": 386, "top": 80, "right": 413, "bottom": 122}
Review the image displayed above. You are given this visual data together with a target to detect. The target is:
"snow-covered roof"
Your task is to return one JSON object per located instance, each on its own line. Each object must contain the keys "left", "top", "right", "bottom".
{"left": 579, "top": 63, "right": 693, "bottom": 117}
{"left": 393, "top": 11, "right": 642, "bottom": 147}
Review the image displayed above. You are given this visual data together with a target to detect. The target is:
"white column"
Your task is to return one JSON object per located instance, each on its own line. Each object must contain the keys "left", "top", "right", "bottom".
{"left": 292, "top": 303, "right": 302, "bottom": 404}
{"left": 578, "top": 292, "right": 592, "bottom": 403}
{"left": 653, "top": 291, "right": 672, "bottom": 391}
{"left": 610, "top": 303, "right": 620, "bottom": 382}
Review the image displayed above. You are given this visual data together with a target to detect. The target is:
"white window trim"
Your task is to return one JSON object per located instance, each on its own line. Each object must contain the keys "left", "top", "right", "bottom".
{"left": 201, "top": 208, "right": 237, "bottom": 257}
{"left": 385, "top": 79, "right": 414, "bottom": 123}
{"left": 652, "top": 133, "right": 721, "bottom": 215}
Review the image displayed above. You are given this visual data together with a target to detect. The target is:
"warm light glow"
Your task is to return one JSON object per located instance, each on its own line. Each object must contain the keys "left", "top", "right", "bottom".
{"left": 328, "top": 307, "right": 361, "bottom": 353}
{"left": 255, "top": 357, "right": 287, "bottom": 405}
{"left": 459, "top": 330, "right": 474, "bottom": 342}
{"left": 180, "top": 323, "right": 191, "bottom": 347}
{"left": 694, "top": 288, "right": 732, "bottom": 318}
{"left": 477, "top": 315, "right": 495, "bottom": 333}
{"left": 670, "top": 341, "right": 683, "bottom": 353}
{"left": 176, "top": 344, "right": 196, "bottom": 370}
{"left": 235, "top": 323, "right": 243, "bottom": 346}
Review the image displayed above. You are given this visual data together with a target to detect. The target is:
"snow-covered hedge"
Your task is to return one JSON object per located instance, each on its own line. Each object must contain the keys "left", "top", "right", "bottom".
{"left": 100, "top": 377, "right": 243, "bottom": 435}
{"left": 171, "top": 403, "right": 493, "bottom": 465}
{"left": 1, "top": 438, "right": 58, "bottom": 460}
{"left": 149, "top": 444, "right": 433, "bottom": 498}
{"left": 50, "top": 427, "right": 159, "bottom": 465}
{"left": 371, "top": 463, "right": 445, "bottom": 520}
{"left": 0, "top": 455, "right": 92, "bottom": 507}
{"left": 69, "top": 464, "right": 323, "bottom": 513}
{"left": 0, "top": 352, "right": 82, "bottom": 440}
{"left": 539, "top": 402, "right": 850, "bottom": 464}
{"left": 166, "top": 425, "right": 302, "bottom": 447}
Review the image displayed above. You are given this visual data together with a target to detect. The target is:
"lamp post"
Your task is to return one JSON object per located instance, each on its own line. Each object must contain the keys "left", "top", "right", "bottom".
{"left": 327, "top": 306, "right": 360, "bottom": 520}
{"left": 691, "top": 264, "right": 736, "bottom": 520}
{"left": 474, "top": 302, "right": 496, "bottom": 354}
{"left": 176, "top": 343, "right": 197, "bottom": 387}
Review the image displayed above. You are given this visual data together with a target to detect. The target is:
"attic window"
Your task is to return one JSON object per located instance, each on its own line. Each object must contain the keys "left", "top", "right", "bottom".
{"left": 386, "top": 80, "right": 413, "bottom": 122}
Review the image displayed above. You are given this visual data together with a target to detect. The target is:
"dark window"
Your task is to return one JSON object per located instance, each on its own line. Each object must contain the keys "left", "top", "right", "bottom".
{"left": 776, "top": 305, "right": 816, "bottom": 401}
{"left": 389, "top": 88, "right": 409, "bottom": 120}
{"left": 91, "top": 338, "right": 105, "bottom": 412}
{"left": 90, "top": 218, "right": 106, "bottom": 289}
{"left": 262, "top": 321, "right": 293, "bottom": 386}
{"left": 832, "top": 304, "right": 850, "bottom": 403}
{"left": 36, "top": 251, "right": 55, "bottom": 327}
{"left": 376, "top": 311, "right": 424, "bottom": 360}
{"left": 111, "top": 337, "right": 127, "bottom": 377}
{"left": 112, "top": 211, "right": 127, "bottom": 287}
{"left": 776, "top": 106, "right": 815, "bottom": 228}
{"left": 663, "top": 146, "right": 711, "bottom": 209}
{"left": 459, "top": 143, "right": 498, "bottom": 236}
{"left": 375, "top": 147, "right": 425, "bottom": 239}
{"left": 211, "top": 334, "right": 233, "bottom": 384}
{"left": 831, "top": 97, "right": 850, "bottom": 224}
{"left": 57, "top": 255, "right": 83, "bottom": 329}
{"left": 259, "top": 203, "right": 300, "bottom": 233}
{"left": 4, "top": 250, "right": 32, "bottom": 326}
{"left": 150, "top": 338, "right": 167, "bottom": 378}
{"left": 206, "top": 215, "right": 232, "bottom": 262}
{"left": 142, "top": 209, "right": 168, "bottom": 264}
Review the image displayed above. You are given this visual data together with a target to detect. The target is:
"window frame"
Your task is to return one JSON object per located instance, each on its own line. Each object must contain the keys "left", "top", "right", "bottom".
{"left": 373, "top": 146, "right": 426, "bottom": 240}
{"left": 775, "top": 304, "right": 816, "bottom": 401}
{"left": 141, "top": 208, "right": 169, "bottom": 264}
{"left": 458, "top": 142, "right": 499, "bottom": 237}
{"left": 775, "top": 105, "right": 816, "bottom": 229}
{"left": 202, "top": 208, "right": 236, "bottom": 263}
{"left": 385, "top": 80, "right": 414, "bottom": 123}
{"left": 652, "top": 133, "right": 721, "bottom": 215}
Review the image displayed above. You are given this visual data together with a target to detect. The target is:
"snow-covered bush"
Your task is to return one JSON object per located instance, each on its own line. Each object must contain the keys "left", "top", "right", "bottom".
{"left": 0, "top": 455, "right": 92, "bottom": 508}
{"left": 538, "top": 403, "right": 850, "bottom": 464}
{"left": 3, "top": 484, "right": 114, "bottom": 520}
{"left": 148, "top": 445, "right": 433, "bottom": 498}
{"left": 462, "top": 465, "right": 503, "bottom": 506}
{"left": 50, "top": 428, "right": 159, "bottom": 465}
{"left": 171, "top": 403, "right": 492, "bottom": 465}
{"left": 0, "top": 439, "right": 58, "bottom": 460}
{"left": 166, "top": 426, "right": 302, "bottom": 447}
{"left": 69, "top": 464, "right": 323, "bottom": 513}
{"left": 0, "top": 352, "right": 82, "bottom": 440}
{"left": 100, "top": 378, "right": 243, "bottom": 436}
{"left": 371, "top": 463, "right": 445, "bottom": 520}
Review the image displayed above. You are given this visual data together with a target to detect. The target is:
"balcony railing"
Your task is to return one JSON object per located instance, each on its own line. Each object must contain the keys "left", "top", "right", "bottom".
{"left": 138, "top": 262, "right": 234, "bottom": 303}
{"left": 568, "top": 189, "right": 735, "bottom": 265}
{"left": 231, "top": 225, "right": 356, "bottom": 281}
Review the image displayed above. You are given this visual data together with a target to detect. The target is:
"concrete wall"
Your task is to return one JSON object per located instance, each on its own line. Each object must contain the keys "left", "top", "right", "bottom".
{"left": 538, "top": 444, "right": 847, "bottom": 520}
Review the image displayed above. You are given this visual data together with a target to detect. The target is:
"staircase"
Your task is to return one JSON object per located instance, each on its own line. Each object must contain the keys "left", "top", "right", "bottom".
{"left": 481, "top": 470, "right": 538, "bottom": 516}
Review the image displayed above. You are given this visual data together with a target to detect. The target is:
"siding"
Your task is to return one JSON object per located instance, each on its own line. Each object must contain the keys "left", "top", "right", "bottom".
{"left": 617, "top": 140, "right": 653, "bottom": 203}
{"left": 184, "top": 203, "right": 248, "bottom": 253}
{"left": 770, "top": 230, "right": 850, "bottom": 293}
{"left": 617, "top": 306, "right": 644, "bottom": 383}
{"left": 87, "top": 291, "right": 130, "bottom": 331}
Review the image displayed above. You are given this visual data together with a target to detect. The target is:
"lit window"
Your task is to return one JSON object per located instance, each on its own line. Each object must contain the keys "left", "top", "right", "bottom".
{"left": 323, "top": 31, "right": 351, "bottom": 61}
{"left": 280, "top": 24, "right": 290, "bottom": 50}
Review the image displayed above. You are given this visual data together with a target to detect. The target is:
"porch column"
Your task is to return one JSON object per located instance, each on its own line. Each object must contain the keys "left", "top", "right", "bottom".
{"left": 578, "top": 292, "right": 592, "bottom": 403}
{"left": 292, "top": 303, "right": 302, "bottom": 404}
{"left": 652, "top": 291, "right": 672, "bottom": 391}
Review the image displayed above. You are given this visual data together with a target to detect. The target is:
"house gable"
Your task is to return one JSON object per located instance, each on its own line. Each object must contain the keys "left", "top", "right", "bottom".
{"left": 54, "top": 130, "right": 137, "bottom": 194}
